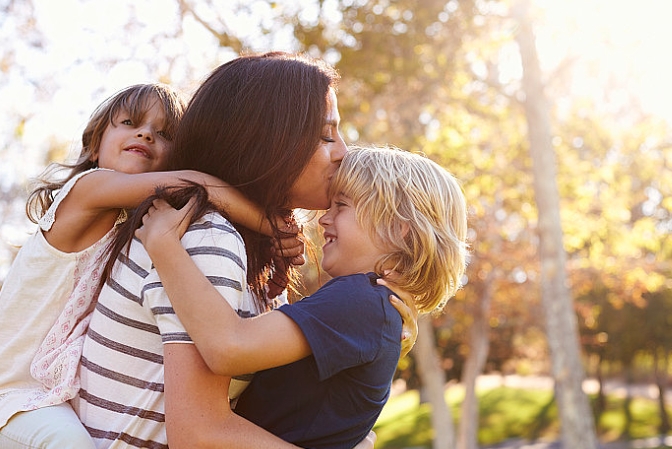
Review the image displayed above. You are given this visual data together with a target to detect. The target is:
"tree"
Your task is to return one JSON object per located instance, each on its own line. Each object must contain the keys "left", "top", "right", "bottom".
{"left": 512, "top": 1, "right": 598, "bottom": 447}
{"left": 415, "top": 316, "right": 456, "bottom": 449}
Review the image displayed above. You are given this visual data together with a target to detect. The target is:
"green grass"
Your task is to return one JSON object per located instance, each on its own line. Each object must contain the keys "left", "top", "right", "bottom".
{"left": 373, "top": 386, "right": 670, "bottom": 448}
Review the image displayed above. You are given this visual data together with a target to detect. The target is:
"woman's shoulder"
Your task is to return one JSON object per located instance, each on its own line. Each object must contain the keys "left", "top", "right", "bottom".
{"left": 185, "top": 211, "right": 245, "bottom": 248}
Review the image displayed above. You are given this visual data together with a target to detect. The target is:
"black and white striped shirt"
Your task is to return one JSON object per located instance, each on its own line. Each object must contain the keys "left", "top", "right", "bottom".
{"left": 73, "top": 212, "right": 261, "bottom": 449}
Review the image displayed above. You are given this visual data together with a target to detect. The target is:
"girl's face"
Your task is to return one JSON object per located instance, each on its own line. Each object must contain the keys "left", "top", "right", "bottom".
{"left": 95, "top": 99, "right": 172, "bottom": 174}
{"left": 318, "top": 192, "right": 388, "bottom": 277}
{"left": 287, "top": 89, "right": 347, "bottom": 210}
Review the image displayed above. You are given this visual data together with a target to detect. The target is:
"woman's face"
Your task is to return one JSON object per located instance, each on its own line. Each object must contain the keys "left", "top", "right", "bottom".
{"left": 287, "top": 89, "right": 347, "bottom": 210}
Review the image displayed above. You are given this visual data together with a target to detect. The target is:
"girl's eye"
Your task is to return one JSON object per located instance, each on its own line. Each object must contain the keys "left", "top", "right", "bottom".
{"left": 157, "top": 130, "right": 170, "bottom": 140}
{"left": 321, "top": 136, "right": 336, "bottom": 143}
{"left": 121, "top": 119, "right": 133, "bottom": 126}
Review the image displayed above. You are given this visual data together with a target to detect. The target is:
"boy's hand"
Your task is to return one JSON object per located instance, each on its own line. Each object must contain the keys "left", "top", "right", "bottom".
{"left": 136, "top": 197, "right": 197, "bottom": 257}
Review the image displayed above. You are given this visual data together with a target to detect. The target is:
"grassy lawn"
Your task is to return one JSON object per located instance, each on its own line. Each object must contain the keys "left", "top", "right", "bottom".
{"left": 373, "top": 385, "right": 670, "bottom": 448}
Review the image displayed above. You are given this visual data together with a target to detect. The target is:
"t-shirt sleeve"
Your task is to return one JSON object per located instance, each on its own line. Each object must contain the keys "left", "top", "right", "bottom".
{"left": 278, "top": 275, "right": 395, "bottom": 380}
{"left": 141, "top": 214, "right": 251, "bottom": 344}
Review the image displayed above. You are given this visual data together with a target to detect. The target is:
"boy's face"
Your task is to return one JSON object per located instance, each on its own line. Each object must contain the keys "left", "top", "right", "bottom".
{"left": 95, "top": 100, "right": 172, "bottom": 174}
{"left": 318, "top": 193, "right": 388, "bottom": 278}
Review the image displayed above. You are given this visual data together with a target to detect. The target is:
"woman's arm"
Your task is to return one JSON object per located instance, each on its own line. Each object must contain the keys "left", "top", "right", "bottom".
{"left": 165, "top": 343, "right": 303, "bottom": 448}
{"left": 378, "top": 277, "right": 418, "bottom": 358}
{"left": 165, "top": 343, "right": 376, "bottom": 449}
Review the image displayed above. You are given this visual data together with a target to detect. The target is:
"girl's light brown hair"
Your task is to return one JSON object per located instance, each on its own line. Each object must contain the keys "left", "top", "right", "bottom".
{"left": 26, "top": 83, "right": 187, "bottom": 223}
{"left": 328, "top": 145, "right": 469, "bottom": 314}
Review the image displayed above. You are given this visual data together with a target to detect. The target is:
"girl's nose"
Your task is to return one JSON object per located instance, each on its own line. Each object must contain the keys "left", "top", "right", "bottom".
{"left": 136, "top": 126, "right": 154, "bottom": 142}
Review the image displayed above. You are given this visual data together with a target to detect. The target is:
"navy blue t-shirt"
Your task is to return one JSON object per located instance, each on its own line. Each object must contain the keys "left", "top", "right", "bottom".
{"left": 234, "top": 273, "right": 403, "bottom": 449}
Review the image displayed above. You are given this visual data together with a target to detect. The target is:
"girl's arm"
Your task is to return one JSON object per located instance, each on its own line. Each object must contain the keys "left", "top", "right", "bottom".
{"left": 48, "top": 169, "right": 303, "bottom": 258}
{"left": 69, "top": 168, "right": 270, "bottom": 232}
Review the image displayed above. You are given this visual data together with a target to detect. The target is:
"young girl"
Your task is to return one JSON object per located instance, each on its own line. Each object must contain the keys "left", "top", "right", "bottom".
{"left": 0, "top": 83, "right": 293, "bottom": 448}
{"left": 137, "top": 145, "right": 469, "bottom": 449}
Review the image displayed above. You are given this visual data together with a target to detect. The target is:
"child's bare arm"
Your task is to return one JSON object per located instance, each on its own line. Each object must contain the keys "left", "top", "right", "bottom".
{"left": 70, "top": 169, "right": 269, "bottom": 232}
{"left": 52, "top": 169, "right": 303, "bottom": 258}
{"left": 136, "top": 198, "right": 311, "bottom": 376}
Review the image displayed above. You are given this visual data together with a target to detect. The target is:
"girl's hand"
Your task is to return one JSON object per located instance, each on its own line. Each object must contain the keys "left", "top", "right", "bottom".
{"left": 377, "top": 274, "right": 418, "bottom": 358}
{"left": 136, "top": 197, "right": 197, "bottom": 257}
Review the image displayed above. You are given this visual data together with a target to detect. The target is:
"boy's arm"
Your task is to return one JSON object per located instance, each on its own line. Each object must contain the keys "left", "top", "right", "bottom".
{"left": 137, "top": 198, "right": 311, "bottom": 376}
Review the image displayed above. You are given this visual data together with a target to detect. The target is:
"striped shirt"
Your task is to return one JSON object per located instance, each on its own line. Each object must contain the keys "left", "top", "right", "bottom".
{"left": 73, "top": 212, "right": 261, "bottom": 449}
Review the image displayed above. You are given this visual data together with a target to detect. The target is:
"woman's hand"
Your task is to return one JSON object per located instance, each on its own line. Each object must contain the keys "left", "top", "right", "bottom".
{"left": 267, "top": 216, "right": 305, "bottom": 299}
{"left": 271, "top": 215, "right": 305, "bottom": 267}
{"left": 377, "top": 274, "right": 418, "bottom": 359}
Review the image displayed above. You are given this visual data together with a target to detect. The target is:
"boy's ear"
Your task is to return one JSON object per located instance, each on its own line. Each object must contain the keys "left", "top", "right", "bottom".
{"left": 400, "top": 221, "right": 410, "bottom": 239}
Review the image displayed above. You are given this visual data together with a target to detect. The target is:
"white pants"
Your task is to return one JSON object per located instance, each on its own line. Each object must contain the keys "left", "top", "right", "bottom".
{"left": 0, "top": 403, "right": 95, "bottom": 449}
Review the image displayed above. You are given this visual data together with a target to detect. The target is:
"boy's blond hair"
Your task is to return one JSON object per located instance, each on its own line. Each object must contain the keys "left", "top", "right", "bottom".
{"left": 329, "top": 145, "right": 468, "bottom": 314}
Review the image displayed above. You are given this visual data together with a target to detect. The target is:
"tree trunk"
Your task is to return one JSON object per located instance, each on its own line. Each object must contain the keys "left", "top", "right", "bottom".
{"left": 654, "top": 350, "right": 670, "bottom": 436}
{"left": 512, "top": 1, "right": 598, "bottom": 448}
{"left": 622, "top": 364, "right": 634, "bottom": 440}
{"left": 415, "top": 315, "right": 456, "bottom": 449}
{"left": 595, "top": 352, "right": 605, "bottom": 421}
{"left": 457, "top": 273, "right": 496, "bottom": 449}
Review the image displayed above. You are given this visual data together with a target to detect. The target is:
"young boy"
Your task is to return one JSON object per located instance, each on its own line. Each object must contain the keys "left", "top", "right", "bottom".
{"left": 136, "top": 145, "right": 468, "bottom": 449}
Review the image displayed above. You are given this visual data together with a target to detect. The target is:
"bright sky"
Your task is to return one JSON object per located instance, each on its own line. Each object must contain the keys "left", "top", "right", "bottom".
{"left": 0, "top": 0, "right": 670, "bottom": 279}
{"left": 537, "top": 0, "right": 671, "bottom": 122}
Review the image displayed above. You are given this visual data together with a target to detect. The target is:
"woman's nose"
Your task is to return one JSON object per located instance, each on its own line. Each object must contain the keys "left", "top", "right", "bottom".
{"left": 332, "top": 134, "right": 347, "bottom": 162}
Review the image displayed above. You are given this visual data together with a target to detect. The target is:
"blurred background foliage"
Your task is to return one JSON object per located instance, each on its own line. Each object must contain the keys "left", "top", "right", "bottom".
{"left": 1, "top": 0, "right": 670, "bottom": 446}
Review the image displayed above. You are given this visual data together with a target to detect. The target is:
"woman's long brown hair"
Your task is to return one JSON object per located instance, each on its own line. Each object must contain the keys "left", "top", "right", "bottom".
{"left": 99, "top": 52, "right": 339, "bottom": 309}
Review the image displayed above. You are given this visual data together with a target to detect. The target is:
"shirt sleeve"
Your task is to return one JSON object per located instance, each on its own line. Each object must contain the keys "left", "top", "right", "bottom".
{"left": 141, "top": 213, "right": 251, "bottom": 344}
{"left": 278, "top": 274, "right": 395, "bottom": 380}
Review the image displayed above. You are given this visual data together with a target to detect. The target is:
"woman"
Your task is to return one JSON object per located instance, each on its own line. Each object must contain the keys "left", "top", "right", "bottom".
{"left": 74, "top": 52, "right": 414, "bottom": 448}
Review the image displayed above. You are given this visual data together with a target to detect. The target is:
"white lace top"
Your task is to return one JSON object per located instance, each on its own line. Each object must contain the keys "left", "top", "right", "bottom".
{"left": 0, "top": 168, "right": 124, "bottom": 428}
